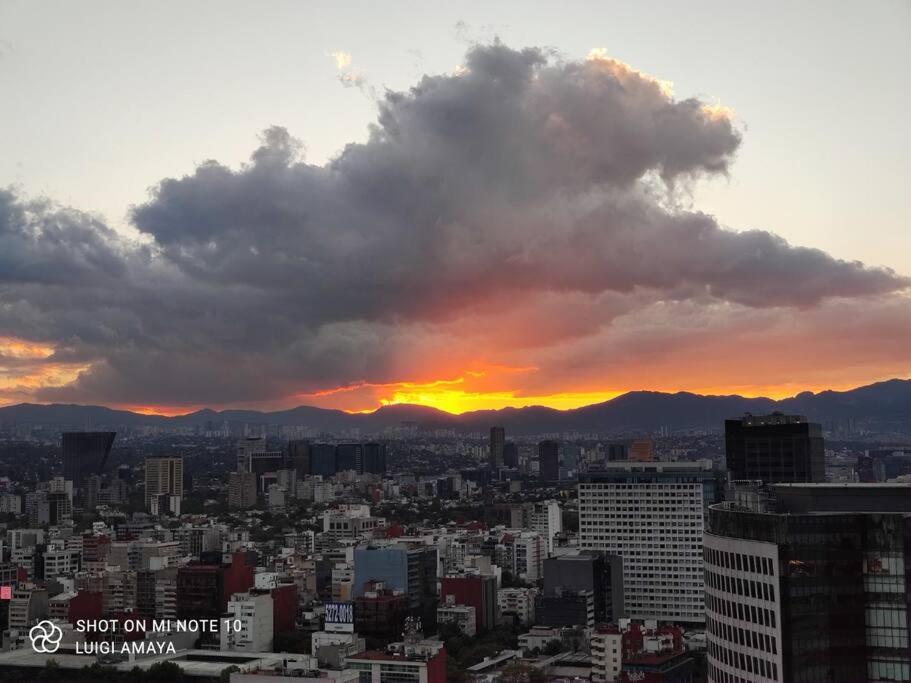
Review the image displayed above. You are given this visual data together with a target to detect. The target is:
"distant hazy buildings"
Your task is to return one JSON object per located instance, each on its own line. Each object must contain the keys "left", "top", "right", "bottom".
{"left": 579, "top": 461, "right": 723, "bottom": 624}
{"left": 62, "top": 432, "right": 115, "bottom": 485}
{"left": 629, "top": 438, "right": 654, "bottom": 462}
{"left": 288, "top": 441, "right": 386, "bottom": 477}
{"left": 725, "top": 413, "right": 825, "bottom": 483}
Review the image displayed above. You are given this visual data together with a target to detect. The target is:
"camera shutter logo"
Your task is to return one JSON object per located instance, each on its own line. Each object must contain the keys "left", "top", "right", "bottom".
{"left": 29, "top": 620, "right": 63, "bottom": 654}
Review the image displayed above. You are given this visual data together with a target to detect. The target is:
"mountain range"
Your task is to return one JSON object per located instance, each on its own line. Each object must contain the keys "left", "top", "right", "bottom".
{"left": 1, "top": 378, "right": 910, "bottom": 438}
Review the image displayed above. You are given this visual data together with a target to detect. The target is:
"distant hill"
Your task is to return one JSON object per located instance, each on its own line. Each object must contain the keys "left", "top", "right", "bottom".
{"left": 1, "top": 378, "right": 910, "bottom": 437}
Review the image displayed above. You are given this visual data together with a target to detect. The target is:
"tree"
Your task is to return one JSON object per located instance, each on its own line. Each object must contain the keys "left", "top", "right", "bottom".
{"left": 543, "top": 639, "right": 564, "bottom": 656}
{"left": 496, "top": 662, "right": 546, "bottom": 683}
{"left": 219, "top": 665, "right": 241, "bottom": 683}
{"left": 146, "top": 660, "right": 184, "bottom": 681}
{"left": 38, "top": 660, "right": 62, "bottom": 681}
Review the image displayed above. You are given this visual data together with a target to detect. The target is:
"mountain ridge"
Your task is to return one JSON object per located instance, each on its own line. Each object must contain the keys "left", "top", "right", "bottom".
{"left": 1, "top": 378, "right": 910, "bottom": 436}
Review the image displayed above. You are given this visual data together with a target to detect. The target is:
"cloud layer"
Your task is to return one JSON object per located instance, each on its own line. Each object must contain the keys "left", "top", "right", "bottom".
{"left": 1, "top": 42, "right": 908, "bottom": 411}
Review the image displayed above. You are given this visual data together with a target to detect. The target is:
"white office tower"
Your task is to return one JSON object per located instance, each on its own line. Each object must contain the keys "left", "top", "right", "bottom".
{"left": 532, "top": 500, "right": 563, "bottom": 555}
{"left": 578, "top": 461, "right": 722, "bottom": 624}
{"left": 221, "top": 591, "right": 274, "bottom": 652}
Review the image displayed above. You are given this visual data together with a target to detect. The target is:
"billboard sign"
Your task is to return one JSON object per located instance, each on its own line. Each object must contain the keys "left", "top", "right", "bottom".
{"left": 324, "top": 601, "right": 355, "bottom": 633}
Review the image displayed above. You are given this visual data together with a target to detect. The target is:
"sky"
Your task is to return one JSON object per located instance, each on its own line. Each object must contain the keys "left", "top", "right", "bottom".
{"left": 0, "top": 0, "right": 909, "bottom": 415}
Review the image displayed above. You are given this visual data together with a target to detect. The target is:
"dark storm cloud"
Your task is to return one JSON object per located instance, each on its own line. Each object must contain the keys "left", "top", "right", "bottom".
{"left": 0, "top": 42, "right": 907, "bottom": 406}
{"left": 0, "top": 189, "right": 128, "bottom": 285}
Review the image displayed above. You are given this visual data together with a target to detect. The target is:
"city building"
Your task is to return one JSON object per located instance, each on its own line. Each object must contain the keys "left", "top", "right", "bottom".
{"left": 345, "top": 631, "right": 447, "bottom": 683}
{"left": 489, "top": 427, "right": 505, "bottom": 469}
{"left": 62, "top": 431, "right": 115, "bottom": 485}
{"left": 503, "top": 442, "right": 519, "bottom": 468}
{"left": 437, "top": 601, "right": 477, "bottom": 636}
{"left": 543, "top": 550, "right": 624, "bottom": 623}
{"left": 579, "top": 461, "right": 723, "bottom": 624}
{"left": 311, "top": 444, "right": 338, "bottom": 477}
{"left": 144, "top": 456, "right": 183, "bottom": 509}
{"left": 629, "top": 439, "right": 654, "bottom": 462}
{"left": 535, "top": 589, "right": 595, "bottom": 628}
{"left": 288, "top": 439, "right": 311, "bottom": 476}
{"left": 362, "top": 442, "right": 387, "bottom": 475}
{"left": 236, "top": 436, "right": 266, "bottom": 472}
{"left": 497, "top": 587, "right": 537, "bottom": 626}
{"left": 724, "top": 412, "right": 825, "bottom": 483}
{"left": 353, "top": 581, "right": 410, "bottom": 640}
{"left": 510, "top": 532, "right": 545, "bottom": 582}
{"left": 591, "top": 623, "right": 690, "bottom": 683}
{"left": 228, "top": 471, "right": 257, "bottom": 508}
{"left": 322, "top": 505, "right": 386, "bottom": 544}
{"left": 440, "top": 574, "right": 497, "bottom": 632}
{"left": 531, "top": 500, "right": 563, "bottom": 555}
{"left": 539, "top": 440, "right": 560, "bottom": 481}
{"left": 705, "top": 482, "right": 911, "bottom": 683}
{"left": 353, "top": 544, "right": 438, "bottom": 623}
{"left": 221, "top": 591, "right": 274, "bottom": 652}
{"left": 591, "top": 624, "right": 624, "bottom": 683}
{"left": 7, "top": 585, "right": 49, "bottom": 629}
{"left": 336, "top": 443, "right": 363, "bottom": 473}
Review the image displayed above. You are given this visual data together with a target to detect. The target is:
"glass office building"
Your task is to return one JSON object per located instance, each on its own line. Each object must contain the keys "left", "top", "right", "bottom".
{"left": 705, "top": 483, "right": 911, "bottom": 683}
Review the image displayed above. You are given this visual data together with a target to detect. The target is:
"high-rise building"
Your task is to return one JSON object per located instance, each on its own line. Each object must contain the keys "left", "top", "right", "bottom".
{"left": 288, "top": 440, "right": 311, "bottom": 476}
{"left": 62, "top": 432, "right": 115, "bottom": 484}
{"left": 503, "top": 442, "right": 519, "bottom": 468}
{"left": 724, "top": 412, "right": 825, "bottom": 483}
{"left": 363, "top": 442, "right": 387, "bottom": 475}
{"left": 353, "top": 544, "right": 438, "bottom": 623}
{"left": 543, "top": 550, "right": 624, "bottom": 624}
{"left": 220, "top": 591, "right": 274, "bottom": 652}
{"left": 228, "top": 471, "right": 257, "bottom": 508}
{"left": 336, "top": 443, "right": 363, "bottom": 473}
{"left": 605, "top": 443, "right": 629, "bottom": 462}
{"left": 531, "top": 500, "right": 563, "bottom": 555}
{"left": 489, "top": 427, "right": 505, "bottom": 469}
{"left": 236, "top": 436, "right": 266, "bottom": 473}
{"left": 579, "top": 461, "right": 723, "bottom": 624}
{"left": 705, "top": 483, "right": 911, "bottom": 683}
{"left": 144, "top": 456, "right": 183, "bottom": 509}
{"left": 538, "top": 440, "right": 560, "bottom": 481}
{"left": 310, "top": 444, "right": 338, "bottom": 477}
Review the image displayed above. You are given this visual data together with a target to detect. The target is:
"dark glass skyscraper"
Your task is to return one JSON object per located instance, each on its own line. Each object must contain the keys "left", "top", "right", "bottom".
{"left": 288, "top": 439, "right": 311, "bottom": 476}
{"left": 502, "top": 442, "right": 519, "bottom": 468}
{"left": 489, "top": 426, "right": 505, "bottom": 468}
{"left": 705, "top": 483, "right": 911, "bottom": 683}
{"left": 309, "top": 443, "right": 338, "bottom": 477}
{"left": 542, "top": 550, "right": 624, "bottom": 623}
{"left": 725, "top": 412, "right": 824, "bottom": 483}
{"left": 61, "top": 431, "right": 115, "bottom": 484}
{"left": 538, "top": 440, "right": 560, "bottom": 481}
{"left": 363, "top": 442, "right": 387, "bottom": 475}
{"left": 335, "top": 443, "right": 363, "bottom": 473}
